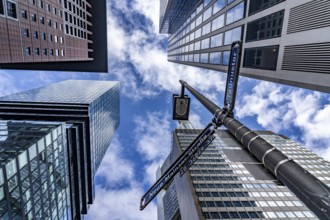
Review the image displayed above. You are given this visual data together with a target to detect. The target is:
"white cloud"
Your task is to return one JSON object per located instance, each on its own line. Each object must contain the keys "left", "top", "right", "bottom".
{"left": 87, "top": 135, "right": 158, "bottom": 220}
{"left": 95, "top": 136, "right": 134, "bottom": 185}
{"left": 106, "top": 2, "right": 227, "bottom": 101}
{"left": 134, "top": 111, "right": 172, "bottom": 161}
{"left": 236, "top": 81, "right": 330, "bottom": 160}
{"left": 0, "top": 72, "right": 18, "bottom": 97}
{"left": 86, "top": 185, "right": 157, "bottom": 220}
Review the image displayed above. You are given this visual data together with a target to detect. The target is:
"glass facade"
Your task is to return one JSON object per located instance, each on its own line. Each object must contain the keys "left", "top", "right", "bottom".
{"left": 158, "top": 122, "right": 328, "bottom": 219}
{"left": 249, "top": 0, "right": 285, "bottom": 15}
{"left": 167, "top": 0, "right": 245, "bottom": 67}
{"left": 0, "top": 80, "right": 120, "bottom": 220}
{"left": 243, "top": 45, "right": 279, "bottom": 70}
{"left": 0, "top": 121, "right": 70, "bottom": 220}
{"left": 246, "top": 10, "right": 284, "bottom": 42}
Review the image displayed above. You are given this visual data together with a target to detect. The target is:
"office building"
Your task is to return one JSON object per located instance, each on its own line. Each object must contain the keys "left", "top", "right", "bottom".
{"left": 0, "top": 0, "right": 108, "bottom": 72}
{"left": 160, "top": 0, "right": 330, "bottom": 92}
{"left": 157, "top": 121, "right": 330, "bottom": 219}
{"left": 0, "top": 121, "right": 71, "bottom": 220}
{"left": 0, "top": 80, "right": 120, "bottom": 219}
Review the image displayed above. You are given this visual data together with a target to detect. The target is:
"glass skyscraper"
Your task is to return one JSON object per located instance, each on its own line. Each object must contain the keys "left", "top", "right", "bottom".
{"left": 157, "top": 121, "right": 330, "bottom": 219}
{"left": 0, "top": 80, "right": 120, "bottom": 219}
{"left": 160, "top": 0, "right": 330, "bottom": 93}
{"left": 0, "top": 121, "right": 70, "bottom": 220}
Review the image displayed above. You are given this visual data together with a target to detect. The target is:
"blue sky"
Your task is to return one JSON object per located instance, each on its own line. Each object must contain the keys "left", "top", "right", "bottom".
{"left": 0, "top": 0, "right": 329, "bottom": 219}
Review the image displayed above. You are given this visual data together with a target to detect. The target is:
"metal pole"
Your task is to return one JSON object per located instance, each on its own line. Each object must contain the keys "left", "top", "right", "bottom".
{"left": 179, "top": 80, "right": 330, "bottom": 220}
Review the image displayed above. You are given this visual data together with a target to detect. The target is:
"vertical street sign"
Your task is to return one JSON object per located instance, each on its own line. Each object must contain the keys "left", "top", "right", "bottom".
{"left": 224, "top": 41, "right": 242, "bottom": 112}
{"left": 139, "top": 123, "right": 215, "bottom": 210}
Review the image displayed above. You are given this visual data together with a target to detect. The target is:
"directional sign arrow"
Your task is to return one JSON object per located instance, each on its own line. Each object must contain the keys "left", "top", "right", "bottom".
{"left": 139, "top": 123, "right": 216, "bottom": 210}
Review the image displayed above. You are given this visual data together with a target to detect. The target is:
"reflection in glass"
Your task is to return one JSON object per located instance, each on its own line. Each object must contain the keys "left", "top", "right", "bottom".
{"left": 213, "top": 0, "right": 226, "bottom": 15}
{"left": 201, "top": 53, "right": 209, "bottom": 63}
{"left": 223, "top": 51, "right": 230, "bottom": 65}
{"left": 211, "top": 34, "right": 223, "bottom": 48}
{"left": 224, "top": 26, "right": 242, "bottom": 45}
{"left": 210, "top": 52, "right": 221, "bottom": 64}
{"left": 226, "top": 2, "right": 244, "bottom": 25}
{"left": 211, "top": 14, "right": 224, "bottom": 31}
{"left": 201, "top": 38, "right": 210, "bottom": 49}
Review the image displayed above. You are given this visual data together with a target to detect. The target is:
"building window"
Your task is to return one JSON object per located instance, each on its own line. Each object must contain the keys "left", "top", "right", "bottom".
{"left": 6, "top": 1, "right": 17, "bottom": 19}
{"left": 226, "top": 1, "right": 244, "bottom": 25}
{"left": 201, "top": 38, "right": 210, "bottom": 49}
{"left": 48, "top": 19, "right": 51, "bottom": 26}
{"left": 211, "top": 14, "right": 224, "bottom": 31}
{"left": 40, "top": 16, "right": 44, "bottom": 24}
{"left": 210, "top": 52, "right": 221, "bottom": 64}
{"left": 49, "top": 49, "right": 53, "bottom": 56}
{"left": 249, "top": 0, "right": 285, "bottom": 15}
{"left": 224, "top": 26, "right": 242, "bottom": 45}
{"left": 33, "top": 31, "right": 38, "bottom": 39}
{"left": 46, "top": 4, "right": 50, "bottom": 11}
{"left": 222, "top": 51, "right": 230, "bottom": 65}
{"left": 243, "top": 45, "right": 279, "bottom": 70}
{"left": 48, "top": 34, "right": 53, "bottom": 41}
{"left": 0, "top": 0, "right": 4, "bottom": 15}
{"left": 23, "top": 29, "right": 29, "bottom": 37}
{"left": 25, "top": 47, "right": 31, "bottom": 55}
{"left": 61, "top": 50, "right": 64, "bottom": 56}
{"left": 246, "top": 10, "right": 284, "bottom": 42}
{"left": 38, "top": 0, "right": 43, "bottom": 8}
{"left": 201, "top": 53, "right": 209, "bottom": 63}
{"left": 21, "top": 10, "right": 27, "bottom": 19}
{"left": 55, "top": 49, "right": 59, "bottom": 56}
{"left": 213, "top": 0, "right": 225, "bottom": 15}
{"left": 31, "top": 13, "right": 36, "bottom": 22}
{"left": 210, "top": 33, "right": 223, "bottom": 48}
{"left": 203, "top": 6, "right": 212, "bottom": 21}
{"left": 42, "top": 48, "right": 47, "bottom": 55}
{"left": 41, "top": 32, "right": 46, "bottom": 40}
{"left": 34, "top": 48, "right": 39, "bottom": 55}
{"left": 202, "top": 22, "right": 211, "bottom": 35}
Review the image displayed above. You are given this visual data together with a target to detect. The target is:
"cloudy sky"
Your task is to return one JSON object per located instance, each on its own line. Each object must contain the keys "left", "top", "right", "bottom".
{"left": 0, "top": 0, "right": 330, "bottom": 219}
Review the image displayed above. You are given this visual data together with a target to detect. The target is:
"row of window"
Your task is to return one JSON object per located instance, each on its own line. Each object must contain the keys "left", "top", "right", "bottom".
{"left": 64, "top": 2, "right": 86, "bottom": 19}
{"left": 194, "top": 183, "right": 278, "bottom": 189}
{"left": 168, "top": 51, "right": 230, "bottom": 66}
{"left": 203, "top": 211, "right": 264, "bottom": 219}
{"left": 195, "top": 190, "right": 294, "bottom": 198}
{"left": 21, "top": 11, "right": 64, "bottom": 31}
{"left": 22, "top": 29, "right": 64, "bottom": 43}
{"left": 25, "top": 47, "right": 65, "bottom": 56}
{"left": 203, "top": 210, "right": 314, "bottom": 219}
{"left": 64, "top": 0, "right": 86, "bottom": 11}
{"left": 30, "top": 0, "right": 63, "bottom": 17}
{"left": 169, "top": 0, "right": 244, "bottom": 47}
{"left": 65, "top": 24, "right": 87, "bottom": 39}
{"left": 196, "top": 191, "right": 249, "bottom": 197}
{"left": 168, "top": 26, "right": 242, "bottom": 55}
{"left": 200, "top": 200, "right": 257, "bottom": 208}
{"left": 169, "top": 45, "right": 279, "bottom": 71}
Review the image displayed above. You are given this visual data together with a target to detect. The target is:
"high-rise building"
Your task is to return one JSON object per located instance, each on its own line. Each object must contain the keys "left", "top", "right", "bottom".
{"left": 0, "top": 80, "right": 120, "bottom": 219}
{"left": 160, "top": 0, "right": 330, "bottom": 93}
{"left": 0, "top": 0, "right": 108, "bottom": 72}
{"left": 0, "top": 120, "right": 71, "bottom": 220}
{"left": 157, "top": 121, "right": 330, "bottom": 219}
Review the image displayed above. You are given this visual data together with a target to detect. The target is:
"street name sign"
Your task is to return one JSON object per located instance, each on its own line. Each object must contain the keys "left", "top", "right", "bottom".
{"left": 140, "top": 123, "right": 215, "bottom": 210}
{"left": 224, "top": 41, "right": 242, "bottom": 112}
